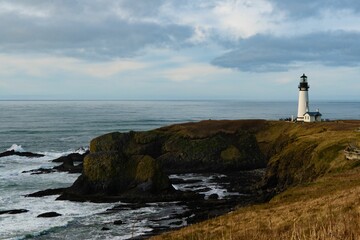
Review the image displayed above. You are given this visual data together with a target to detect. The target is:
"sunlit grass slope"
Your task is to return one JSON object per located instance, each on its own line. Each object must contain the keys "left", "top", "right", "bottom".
{"left": 152, "top": 120, "right": 360, "bottom": 240}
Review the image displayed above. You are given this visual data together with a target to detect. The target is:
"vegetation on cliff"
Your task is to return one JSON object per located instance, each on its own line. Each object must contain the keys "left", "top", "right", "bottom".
{"left": 57, "top": 119, "right": 360, "bottom": 238}
{"left": 59, "top": 120, "right": 269, "bottom": 202}
{"left": 151, "top": 120, "right": 360, "bottom": 239}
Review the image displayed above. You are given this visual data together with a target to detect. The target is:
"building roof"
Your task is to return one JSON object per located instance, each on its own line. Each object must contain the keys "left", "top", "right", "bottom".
{"left": 304, "top": 111, "right": 322, "bottom": 116}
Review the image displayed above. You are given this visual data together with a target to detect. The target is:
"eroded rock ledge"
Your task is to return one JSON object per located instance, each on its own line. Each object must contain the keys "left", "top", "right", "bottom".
{"left": 58, "top": 120, "right": 268, "bottom": 202}
{"left": 29, "top": 119, "right": 360, "bottom": 204}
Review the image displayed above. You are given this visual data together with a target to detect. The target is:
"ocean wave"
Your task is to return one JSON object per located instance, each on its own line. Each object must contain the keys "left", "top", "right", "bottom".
{"left": 6, "top": 144, "right": 25, "bottom": 152}
{"left": 37, "top": 146, "right": 89, "bottom": 158}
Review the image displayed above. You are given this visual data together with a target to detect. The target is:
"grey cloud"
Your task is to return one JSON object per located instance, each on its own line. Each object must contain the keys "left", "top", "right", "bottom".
{"left": 0, "top": 0, "right": 192, "bottom": 60}
{"left": 212, "top": 31, "right": 360, "bottom": 72}
{"left": 119, "top": 0, "right": 166, "bottom": 17}
{"left": 270, "top": 0, "right": 360, "bottom": 18}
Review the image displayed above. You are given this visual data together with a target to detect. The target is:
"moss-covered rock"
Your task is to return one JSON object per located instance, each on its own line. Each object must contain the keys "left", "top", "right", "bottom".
{"left": 87, "top": 127, "right": 266, "bottom": 174}
{"left": 159, "top": 131, "right": 265, "bottom": 173}
{"left": 90, "top": 132, "right": 132, "bottom": 153}
{"left": 134, "top": 155, "right": 170, "bottom": 192}
{"left": 57, "top": 119, "right": 360, "bottom": 204}
{"left": 65, "top": 153, "right": 172, "bottom": 197}
{"left": 221, "top": 145, "right": 242, "bottom": 162}
{"left": 60, "top": 120, "right": 271, "bottom": 202}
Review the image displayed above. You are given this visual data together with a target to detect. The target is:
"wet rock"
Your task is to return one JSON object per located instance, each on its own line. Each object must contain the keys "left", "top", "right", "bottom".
{"left": 170, "top": 221, "right": 183, "bottom": 226}
{"left": 22, "top": 168, "right": 56, "bottom": 175}
{"left": 0, "top": 209, "right": 29, "bottom": 215}
{"left": 52, "top": 151, "right": 88, "bottom": 173}
{"left": 170, "top": 178, "right": 203, "bottom": 184}
{"left": 53, "top": 161, "right": 83, "bottom": 173}
{"left": 52, "top": 152, "right": 89, "bottom": 163}
{"left": 37, "top": 212, "right": 62, "bottom": 218}
{"left": 208, "top": 193, "right": 219, "bottom": 200}
{"left": 114, "top": 220, "right": 123, "bottom": 225}
{"left": 0, "top": 150, "right": 44, "bottom": 158}
{"left": 26, "top": 188, "right": 65, "bottom": 198}
{"left": 23, "top": 152, "right": 88, "bottom": 175}
{"left": 108, "top": 203, "right": 150, "bottom": 211}
{"left": 101, "top": 227, "right": 110, "bottom": 231}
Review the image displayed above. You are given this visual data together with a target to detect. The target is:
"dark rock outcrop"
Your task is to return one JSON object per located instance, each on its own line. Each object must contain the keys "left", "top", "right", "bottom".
{"left": 26, "top": 188, "right": 65, "bottom": 198}
{"left": 37, "top": 212, "right": 62, "bottom": 218}
{"left": 52, "top": 151, "right": 89, "bottom": 163}
{"left": 87, "top": 124, "right": 266, "bottom": 174}
{"left": 58, "top": 120, "right": 268, "bottom": 202}
{"left": 0, "top": 209, "right": 29, "bottom": 215}
{"left": 22, "top": 168, "right": 56, "bottom": 175}
{"left": 22, "top": 151, "right": 89, "bottom": 175}
{"left": 0, "top": 150, "right": 44, "bottom": 158}
{"left": 52, "top": 151, "right": 89, "bottom": 173}
{"left": 114, "top": 220, "right": 123, "bottom": 225}
{"left": 58, "top": 153, "right": 178, "bottom": 202}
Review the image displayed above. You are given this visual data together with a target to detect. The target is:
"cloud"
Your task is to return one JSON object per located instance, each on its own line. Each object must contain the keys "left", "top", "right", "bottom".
{"left": 0, "top": 1, "right": 49, "bottom": 18}
{"left": 269, "top": 0, "right": 360, "bottom": 19}
{"left": 0, "top": 54, "right": 148, "bottom": 78}
{"left": 0, "top": 0, "right": 287, "bottom": 61}
{"left": 212, "top": 31, "right": 360, "bottom": 72}
{"left": 1, "top": 0, "right": 360, "bottom": 76}
{"left": 0, "top": 0, "right": 192, "bottom": 60}
{"left": 2, "top": 0, "right": 359, "bottom": 63}
{"left": 161, "top": 63, "right": 233, "bottom": 82}
{"left": 158, "top": 0, "right": 281, "bottom": 42}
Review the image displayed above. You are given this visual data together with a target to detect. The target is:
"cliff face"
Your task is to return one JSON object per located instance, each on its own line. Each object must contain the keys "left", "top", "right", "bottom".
{"left": 256, "top": 121, "right": 360, "bottom": 191}
{"left": 152, "top": 120, "right": 360, "bottom": 239}
{"left": 61, "top": 119, "right": 360, "bottom": 202}
{"left": 60, "top": 120, "right": 268, "bottom": 201}
{"left": 88, "top": 120, "right": 268, "bottom": 174}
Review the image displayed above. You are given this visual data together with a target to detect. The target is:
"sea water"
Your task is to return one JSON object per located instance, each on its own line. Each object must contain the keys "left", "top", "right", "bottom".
{"left": 0, "top": 100, "right": 359, "bottom": 239}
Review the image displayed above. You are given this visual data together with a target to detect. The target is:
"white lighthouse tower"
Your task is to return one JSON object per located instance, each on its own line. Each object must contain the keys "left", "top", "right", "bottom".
{"left": 297, "top": 74, "right": 310, "bottom": 122}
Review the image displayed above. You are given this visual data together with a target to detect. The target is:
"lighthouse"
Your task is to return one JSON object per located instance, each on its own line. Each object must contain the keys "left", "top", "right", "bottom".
{"left": 296, "top": 74, "right": 322, "bottom": 122}
{"left": 297, "top": 74, "right": 310, "bottom": 121}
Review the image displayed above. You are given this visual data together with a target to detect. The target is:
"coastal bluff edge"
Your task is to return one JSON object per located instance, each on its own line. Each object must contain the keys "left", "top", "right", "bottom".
{"left": 58, "top": 119, "right": 360, "bottom": 204}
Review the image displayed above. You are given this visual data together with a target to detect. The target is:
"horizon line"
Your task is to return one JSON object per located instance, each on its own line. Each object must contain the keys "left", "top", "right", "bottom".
{"left": 0, "top": 99, "right": 359, "bottom": 102}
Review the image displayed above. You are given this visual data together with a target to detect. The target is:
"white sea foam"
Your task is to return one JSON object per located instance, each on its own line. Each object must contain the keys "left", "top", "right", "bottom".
{"left": 0, "top": 147, "right": 165, "bottom": 240}
{"left": 6, "top": 144, "right": 25, "bottom": 152}
{"left": 0, "top": 195, "right": 112, "bottom": 240}
{"left": 1, "top": 149, "right": 236, "bottom": 239}
{"left": 75, "top": 146, "right": 89, "bottom": 155}
{"left": 170, "top": 173, "right": 240, "bottom": 199}
{"left": 0, "top": 149, "right": 113, "bottom": 240}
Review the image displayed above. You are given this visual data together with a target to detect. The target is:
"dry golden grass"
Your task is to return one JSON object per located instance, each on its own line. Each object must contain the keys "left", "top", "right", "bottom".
{"left": 152, "top": 168, "right": 360, "bottom": 240}
{"left": 151, "top": 120, "right": 360, "bottom": 240}
{"left": 158, "top": 119, "right": 269, "bottom": 138}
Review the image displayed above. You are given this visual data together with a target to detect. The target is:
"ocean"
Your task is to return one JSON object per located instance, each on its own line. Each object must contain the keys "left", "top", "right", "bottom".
{"left": 0, "top": 100, "right": 359, "bottom": 239}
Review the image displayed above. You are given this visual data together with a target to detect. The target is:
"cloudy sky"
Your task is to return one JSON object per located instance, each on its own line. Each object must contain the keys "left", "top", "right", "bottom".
{"left": 0, "top": 0, "right": 359, "bottom": 100}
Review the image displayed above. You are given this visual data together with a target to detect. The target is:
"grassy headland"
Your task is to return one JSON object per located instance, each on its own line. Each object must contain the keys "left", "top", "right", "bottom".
{"left": 151, "top": 120, "right": 360, "bottom": 239}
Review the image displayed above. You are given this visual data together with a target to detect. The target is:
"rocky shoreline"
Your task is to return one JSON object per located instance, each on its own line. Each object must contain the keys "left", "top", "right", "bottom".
{"left": 17, "top": 148, "right": 266, "bottom": 237}
{"left": 7, "top": 119, "right": 357, "bottom": 238}
{"left": 1, "top": 120, "right": 271, "bottom": 238}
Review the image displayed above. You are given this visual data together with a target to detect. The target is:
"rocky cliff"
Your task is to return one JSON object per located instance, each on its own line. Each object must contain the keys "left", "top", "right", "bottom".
{"left": 151, "top": 120, "right": 360, "bottom": 239}
{"left": 59, "top": 120, "right": 268, "bottom": 202}
{"left": 256, "top": 120, "right": 360, "bottom": 193}
{"left": 59, "top": 119, "right": 360, "bottom": 202}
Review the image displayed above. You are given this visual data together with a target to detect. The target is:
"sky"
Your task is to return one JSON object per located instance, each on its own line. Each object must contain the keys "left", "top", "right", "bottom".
{"left": 0, "top": 0, "right": 359, "bottom": 100}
